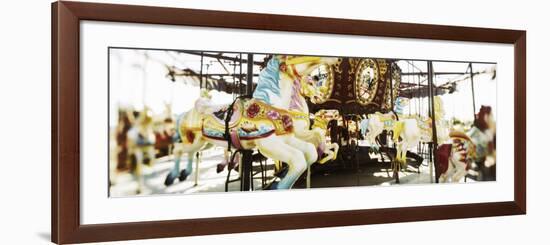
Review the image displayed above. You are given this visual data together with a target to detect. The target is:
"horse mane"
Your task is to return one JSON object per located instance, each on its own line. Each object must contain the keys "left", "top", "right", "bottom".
{"left": 252, "top": 57, "right": 281, "bottom": 105}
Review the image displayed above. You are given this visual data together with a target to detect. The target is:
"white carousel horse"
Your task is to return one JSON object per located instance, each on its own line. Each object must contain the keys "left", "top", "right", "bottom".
{"left": 126, "top": 108, "right": 156, "bottom": 194}
{"left": 364, "top": 97, "right": 448, "bottom": 170}
{"left": 363, "top": 97, "right": 419, "bottom": 167}
{"left": 282, "top": 74, "right": 340, "bottom": 165}
{"left": 264, "top": 71, "right": 341, "bottom": 188}
{"left": 436, "top": 105, "right": 495, "bottom": 182}
{"left": 164, "top": 55, "right": 338, "bottom": 189}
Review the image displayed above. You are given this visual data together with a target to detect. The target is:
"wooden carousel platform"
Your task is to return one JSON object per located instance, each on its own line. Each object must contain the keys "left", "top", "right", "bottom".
{"left": 109, "top": 145, "right": 447, "bottom": 197}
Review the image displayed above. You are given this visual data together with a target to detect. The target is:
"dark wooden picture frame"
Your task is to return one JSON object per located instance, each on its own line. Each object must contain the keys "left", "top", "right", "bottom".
{"left": 51, "top": 1, "right": 526, "bottom": 244}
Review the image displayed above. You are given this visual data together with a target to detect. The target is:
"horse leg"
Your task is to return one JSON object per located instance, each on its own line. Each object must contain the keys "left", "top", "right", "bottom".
{"left": 401, "top": 147, "right": 408, "bottom": 169}
{"left": 318, "top": 151, "right": 332, "bottom": 164}
{"left": 395, "top": 142, "right": 404, "bottom": 166}
{"left": 284, "top": 136, "right": 318, "bottom": 165}
{"left": 397, "top": 142, "right": 409, "bottom": 170}
{"left": 256, "top": 136, "right": 307, "bottom": 189}
{"left": 441, "top": 160, "right": 454, "bottom": 183}
{"left": 164, "top": 143, "right": 183, "bottom": 186}
{"left": 318, "top": 143, "right": 340, "bottom": 164}
{"left": 216, "top": 150, "right": 230, "bottom": 173}
{"left": 331, "top": 143, "right": 340, "bottom": 160}
{"left": 164, "top": 135, "right": 204, "bottom": 186}
{"left": 284, "top": 136, "right": 318, "bottom": 188}
{"left": 179, "top": 151, "right": 195, "bottom": 182}
{"left": 134, "top": 149, "right": 144, "bottom": 194}
{"left": 193, "top": 152, "right": 200, "bottom": 186}
{"left": 452, "top": 161, "right": 467, "bottom": 182}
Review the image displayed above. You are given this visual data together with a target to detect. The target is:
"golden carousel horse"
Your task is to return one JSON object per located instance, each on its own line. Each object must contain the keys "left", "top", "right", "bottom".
{"left": 307, "top": 110, "right": 340, "bottom": 164}
{"left": 165, "top": 55, "right": 338, "bottom": 189}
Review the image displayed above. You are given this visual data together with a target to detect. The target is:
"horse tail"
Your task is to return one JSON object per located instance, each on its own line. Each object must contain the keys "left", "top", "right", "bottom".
{"left": 392, "top": 121, "right": 404, "bottom": 142}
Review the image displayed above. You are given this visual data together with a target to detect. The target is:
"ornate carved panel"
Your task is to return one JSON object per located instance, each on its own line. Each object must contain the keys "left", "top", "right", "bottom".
{"left": 355, "top": 59, "right": 379, "bottom": 106}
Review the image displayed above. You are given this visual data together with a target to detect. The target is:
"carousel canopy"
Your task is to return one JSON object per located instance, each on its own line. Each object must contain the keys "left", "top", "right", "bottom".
{"left": 109, "top": 48, "right": 497, "bottom": 125}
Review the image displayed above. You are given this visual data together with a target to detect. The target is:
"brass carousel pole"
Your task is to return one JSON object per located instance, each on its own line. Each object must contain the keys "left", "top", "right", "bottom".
{"left": 199, "top": 52, "right": 204, "bottom": 88}
{"left": 469, "top": 63, "right": 477, "bottom": 118}
{"left": 194, "top": 52, "right": 205, "bottom": 186}
{"left": 389, "top": 60, "right": 394, "bottom": 110}
{"left": 239, "top": 53, "right": 243, "bottom": 95}
{"left": 467, "top": 63, "right": 476, "bottom": 182}
{"left": 240, "top": 53, "right": 254, "bottom": 191}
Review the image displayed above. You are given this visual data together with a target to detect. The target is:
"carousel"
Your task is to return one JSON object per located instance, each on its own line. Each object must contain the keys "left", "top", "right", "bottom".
{"left": 108, "top": 49, "right": 497, "bottom": 196}
{"left": 305, "top": 57, "right": 496, "bottom": 184}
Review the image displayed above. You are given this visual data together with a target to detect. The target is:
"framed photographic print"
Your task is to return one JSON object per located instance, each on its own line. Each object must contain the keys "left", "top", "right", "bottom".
{"left": 52, "top": 1, "right": 526, "bottom": 244}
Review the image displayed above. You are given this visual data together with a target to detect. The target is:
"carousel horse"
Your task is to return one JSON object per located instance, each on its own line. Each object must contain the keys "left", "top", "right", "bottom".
{"left": 436, "top": 105, "right": 495, "bottom": 182}
{"left": 436, "top": 131, "right": 476, "bottom": 182}
{"left": 363, "top": 97, "right": 418, "bottom": 166}
{"left": 365, "top": 97, "right": 448, "bottom": 170}
{"left": 301, "top": 110, "right": 340, "bottom": 164}
{"left": 164, "top": 55, "right": 338, "bottom": 189}
{"left": 277, "top": 72, "right": 341, "bottom": 164}
{"left": 115, "top": 108, "right": 133, "bottom": 171}
{"left": 263, "top": 77, "right": 341, "bottom": 184}
{"left": 126, "top": 107, "right": 156, "bottom": 194}
{"left": 218, "top": 109, "right": 340, "bottom": 176}
{"left": 468, "top": 105, "right": 496, "bottom": 180}
{"left": 363, "top": 97, "right": 413, "bottom": 154}
{"left": 154, "top": 103, "right": 177, "bottom": 157}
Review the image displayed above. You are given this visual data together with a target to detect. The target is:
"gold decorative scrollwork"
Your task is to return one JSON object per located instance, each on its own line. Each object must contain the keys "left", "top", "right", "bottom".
{"left": 355, "top": 59, "right": 379, "bottom": 106}
{"left": 384, "top": 62, "right": 401, "bottom": 110}
{"left": 348, "top": 58, "right": 360, "bottom": 72}
{"left": 309, "top": 63, "right": 335, "bottom": 104}
{"left": 333, "top": 58, "right": 343, "bottom": 73}
{"left": 377, "top": 59, "right": 388, "bottom": 76}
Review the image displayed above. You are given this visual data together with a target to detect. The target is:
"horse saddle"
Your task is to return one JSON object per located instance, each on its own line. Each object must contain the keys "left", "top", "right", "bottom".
{"left": 205, "top": 103, "right": 243, "bottom": 129}
{"left": 201, "top": 99, "right": 308, "bottom": 143}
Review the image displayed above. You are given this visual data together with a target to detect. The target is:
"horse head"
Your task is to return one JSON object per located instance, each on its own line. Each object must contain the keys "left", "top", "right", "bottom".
{"left": 253, "top": 55, "right": 337, "bottom": 110}
{"left": 291, "top": 57, "right": 338, "bottom": 99}
{"left": 278, "top": 56, "right": 338, "bottom": 79}
{"left": 312, "top": 110, "right": 333, "bottom": 130}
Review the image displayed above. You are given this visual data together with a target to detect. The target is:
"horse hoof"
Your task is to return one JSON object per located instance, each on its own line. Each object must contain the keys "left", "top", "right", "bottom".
{"left": 179, "top": 170, "right": 188, "bottom": 181}
{"left": 164, "top": 172, "right": 176, "bottom": 186}
{"left": 228, "top": 161, "right": 235, "bottom": 169}
{"left": 233, "top": 163, "right": 240, "bottom": 172}
{"left": 216, "top": 164, "right": 225, "bottom": 173}
{"left": 264, "top": 181, "right": 279, "bottom": 190}
{"left": 274, "top": 166, "right": 289, "bottom": 179}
